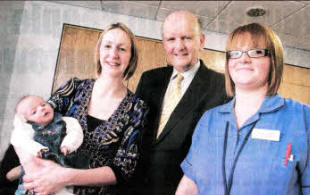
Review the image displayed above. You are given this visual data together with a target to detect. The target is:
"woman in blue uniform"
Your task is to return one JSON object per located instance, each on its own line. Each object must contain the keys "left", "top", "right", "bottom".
{"left": 176, "top": 23, "right": 310, "bottom": 195}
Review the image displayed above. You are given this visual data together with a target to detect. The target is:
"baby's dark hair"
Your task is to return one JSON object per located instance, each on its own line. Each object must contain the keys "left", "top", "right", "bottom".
{"left": 15, "top": 95, "right": 41, "bottom": 114}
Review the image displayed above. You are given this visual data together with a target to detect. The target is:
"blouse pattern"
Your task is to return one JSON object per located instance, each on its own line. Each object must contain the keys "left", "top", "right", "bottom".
{"left": 48, "top": 78, "right": 148, "bottom": 195}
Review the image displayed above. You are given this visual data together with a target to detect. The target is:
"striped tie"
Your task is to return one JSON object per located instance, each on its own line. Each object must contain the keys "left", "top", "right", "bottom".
{"left": 157, "top": 73, "right": 184, "bottom": 138}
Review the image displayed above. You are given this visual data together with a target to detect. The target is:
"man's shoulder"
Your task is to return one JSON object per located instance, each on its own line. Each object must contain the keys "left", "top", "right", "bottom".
{"left": 199, "top": 61, "right": 224, "bottom": 76}
{"left": 197, "top": 63, "right": 225, "bottom": 84}
{"left": 136, "top": 66, "right": 171, "bottom": 98}
{"left": 141, "top": 66, "right": 171, "bottom": 77}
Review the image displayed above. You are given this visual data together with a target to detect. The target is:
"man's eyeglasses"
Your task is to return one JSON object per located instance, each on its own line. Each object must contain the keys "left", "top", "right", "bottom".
{"left": 226, "top": 49, "right": 269, "bottom": 59}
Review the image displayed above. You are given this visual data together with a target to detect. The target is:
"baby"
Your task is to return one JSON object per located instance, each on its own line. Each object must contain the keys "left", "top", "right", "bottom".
{"left": 11, "top": 95, "right": 87, "bottom": 195}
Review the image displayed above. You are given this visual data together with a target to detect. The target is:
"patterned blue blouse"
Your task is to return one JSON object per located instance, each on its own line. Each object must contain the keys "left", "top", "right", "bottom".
{"left": 48, "top": 78, "right": 149, "bottom": 194}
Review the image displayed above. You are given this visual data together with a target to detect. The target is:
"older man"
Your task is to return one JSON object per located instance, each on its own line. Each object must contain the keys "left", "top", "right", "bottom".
{"left": 134, "top": 10, "right": 227, "bottom": 194}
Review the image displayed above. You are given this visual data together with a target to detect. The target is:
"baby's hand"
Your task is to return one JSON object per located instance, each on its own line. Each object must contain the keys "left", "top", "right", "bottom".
{"left": 37, "top": 151, "right": 42, "bottom": 158}
{"left": 37, "top": 148, "right": 49, "bottom": 158}
{"left": 60, "top": 146, "right": 70, "bottom": 156}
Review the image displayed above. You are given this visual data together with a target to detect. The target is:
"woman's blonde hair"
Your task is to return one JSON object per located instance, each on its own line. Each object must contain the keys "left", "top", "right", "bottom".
{"left": 225, "top": 23, "right": 284, "bottom": 97}
{"left": 95, "top": 23, "right": 138, "bottom": 80}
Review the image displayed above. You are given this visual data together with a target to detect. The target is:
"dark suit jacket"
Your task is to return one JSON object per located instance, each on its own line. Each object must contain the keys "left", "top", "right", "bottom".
{"left": 0, "top": 144, "right": 20, "bottom": 195}
{"left": 133, "top": 60, "right": 227, "bottom": 195}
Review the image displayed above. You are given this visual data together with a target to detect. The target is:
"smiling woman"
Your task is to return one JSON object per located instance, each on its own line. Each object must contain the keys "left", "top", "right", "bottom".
{"left": 95, "top": 23, "right": 138, "bottom": 81}
{"left": 14, "top": 23, "right": 149, "bottom": 195}
{"left": 177, "top": 23, "right": 310, "bottom": 195}
{"left": 98, "top": 28, "right": 132, "bottom": 79}
{"left": 226, "top": 32, "right": 272, "bottom": 98}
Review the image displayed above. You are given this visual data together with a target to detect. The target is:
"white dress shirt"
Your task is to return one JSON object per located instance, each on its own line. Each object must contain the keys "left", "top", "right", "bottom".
{"left": 162, "top": 60, "right": 201, "bottom": 105}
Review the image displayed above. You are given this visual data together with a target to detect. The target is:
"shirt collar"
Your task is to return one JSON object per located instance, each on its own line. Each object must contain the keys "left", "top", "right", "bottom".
{"left": 171, "top": 59, "right": 200, "bottom": 80}
{"left": 219, "top": 94, "right": 285, "bottom": 114}
{"left": 259, "top": 94, "right": 284, "bottom": 113}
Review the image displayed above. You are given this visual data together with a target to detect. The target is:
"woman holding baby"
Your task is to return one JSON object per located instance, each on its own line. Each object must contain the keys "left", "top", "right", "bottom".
{"left": 14, "top": 22, "right": 148, "bottom": 195}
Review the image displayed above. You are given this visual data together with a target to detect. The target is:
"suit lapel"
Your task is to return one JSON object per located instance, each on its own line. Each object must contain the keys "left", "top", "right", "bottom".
{"left": 152, "top": 67, "right": 172, "bottom": 109}
{"left": 155, "top": 62, "right": 209, "bottom": 143}
{"left": 149, "top": 67, "right": 173, "bottom": 141}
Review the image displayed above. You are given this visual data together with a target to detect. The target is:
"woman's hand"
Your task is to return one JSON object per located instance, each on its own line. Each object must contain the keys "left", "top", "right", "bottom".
{"left": 22, "top": 156, "right": 69, "bottom": 194}
{"left": 6, "top": 165, "right": 21, "bottom": 181}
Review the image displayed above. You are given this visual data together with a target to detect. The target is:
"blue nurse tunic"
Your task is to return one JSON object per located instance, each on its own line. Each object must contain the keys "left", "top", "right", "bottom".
{"left": 181, "top": 94, "right": 310, "bottom": 195}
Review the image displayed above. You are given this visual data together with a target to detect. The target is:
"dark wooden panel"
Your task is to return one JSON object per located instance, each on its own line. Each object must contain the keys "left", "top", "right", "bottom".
{"left": 52, "top": 24, "right": 101, "bottom": 92}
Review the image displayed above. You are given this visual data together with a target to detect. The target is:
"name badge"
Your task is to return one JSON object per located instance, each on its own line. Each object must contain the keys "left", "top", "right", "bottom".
{"left": 251, "top": 128, "right": 280, "bottom": 142}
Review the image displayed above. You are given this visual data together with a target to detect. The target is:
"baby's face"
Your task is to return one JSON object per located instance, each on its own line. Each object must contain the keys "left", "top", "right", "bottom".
{"left": 18, "top": 96, "right": 54, "bottom": 126}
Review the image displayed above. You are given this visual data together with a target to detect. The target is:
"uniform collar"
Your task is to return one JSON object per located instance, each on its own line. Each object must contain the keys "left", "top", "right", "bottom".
{"left": 219, "top": 94, "right": 284, "bottom": 114}
{"left": 219, "top": 94, "right": 284, "bottom": 129}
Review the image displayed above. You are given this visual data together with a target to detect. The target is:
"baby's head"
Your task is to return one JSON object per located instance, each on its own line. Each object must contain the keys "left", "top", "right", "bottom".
{"left": 15, "top": 95, "right": 54, "bottom": 126}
